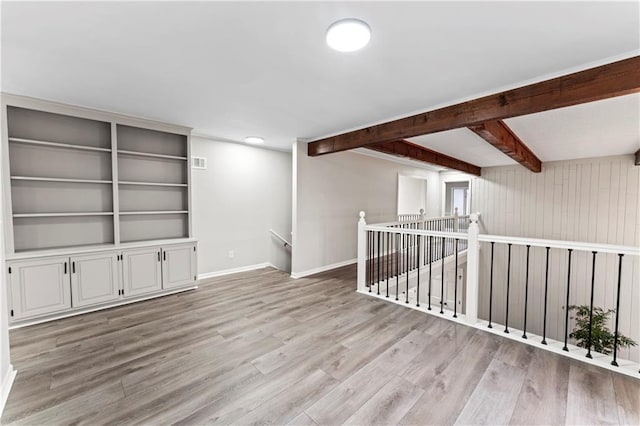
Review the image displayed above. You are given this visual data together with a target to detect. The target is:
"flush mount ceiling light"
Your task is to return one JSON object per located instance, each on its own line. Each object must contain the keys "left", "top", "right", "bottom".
{"left": 326, "top": 18, "right": 371, "bottom": 52}
{"left": 245, "top": 136, "right": 264, "bottom": 144}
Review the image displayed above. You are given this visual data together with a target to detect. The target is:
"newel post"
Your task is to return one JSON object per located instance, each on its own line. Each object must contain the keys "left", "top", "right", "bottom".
{"left": 465, "top": 212, "right": 480, "bottom": 324}
{"left": 357, "top": 211, "right": 367, "bottom": 292}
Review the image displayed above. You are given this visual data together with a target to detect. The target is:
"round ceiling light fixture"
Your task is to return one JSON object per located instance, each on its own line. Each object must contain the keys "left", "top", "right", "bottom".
{"left": 245, "top": 136, "right": 264, "bottom": 144}
{"left": 326, "top": 18, "right": 371, "bottom": 52}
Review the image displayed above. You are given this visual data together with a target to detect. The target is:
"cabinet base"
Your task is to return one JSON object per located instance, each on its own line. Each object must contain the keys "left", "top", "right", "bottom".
{"left": 8, "top": 284, "right": 198, "bottom": 329}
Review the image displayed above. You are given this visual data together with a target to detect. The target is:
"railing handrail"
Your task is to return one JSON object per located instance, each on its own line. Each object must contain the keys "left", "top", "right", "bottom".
{"left": 382, "top": 214, "right": 472, "bottom": 228}
{"left": 365, "top": 223, "right": 639, "bottom": 256}
{"left": 269, "top": 229, "right": 292, "bottom": 248}
{"left": 364, "top": 225, "right": 470, "bottom": 240}
{"left": 479, "top": 234, "right": 640, "bottom": 256}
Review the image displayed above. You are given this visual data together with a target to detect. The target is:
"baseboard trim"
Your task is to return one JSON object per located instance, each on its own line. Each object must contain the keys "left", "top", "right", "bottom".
{"left": 291, "top": 258, "right": 357, "bottom": 279}
{"left": 0, "top": 365, "right": 16, "bottom": 417}
{"left": 198, "top": 262, "right": 275, "bottom": 280}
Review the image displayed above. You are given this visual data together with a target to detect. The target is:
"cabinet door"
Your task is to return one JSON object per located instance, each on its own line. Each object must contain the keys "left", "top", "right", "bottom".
{"left": 70, "top": 252, "right": 120, "bottom": 308}
{"left": 8, "top": 256, "right": 71, "bottom": 320}
{"left": 162, "top": 244, "right": 197, "bottom": 289}
{"left": 122, "top": 247, "right": 162, "bottom": 297}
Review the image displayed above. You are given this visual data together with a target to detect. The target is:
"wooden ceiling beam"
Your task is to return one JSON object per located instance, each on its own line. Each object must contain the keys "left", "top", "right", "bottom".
{"left": 367, "top": 140, "right": 481, "bottom": 176}
{"left": 469, "top": 120, "right": 542, "bottom": 172}
{"left": 308, "top": 56, "right": 640, "bottom": 156}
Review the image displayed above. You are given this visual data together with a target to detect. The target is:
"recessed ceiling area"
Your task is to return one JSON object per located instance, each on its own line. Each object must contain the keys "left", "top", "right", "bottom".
{"left": 1, "top": 1, "right": 639, "bottom": 162}
{"left": 406, "top": 94, "right": 640, "bottom": 168}
{"left": 504, "top": 93, "right": 640, "bottom": 162}
{"left": 408, "top": 129, "right": 518, "bottom": 168}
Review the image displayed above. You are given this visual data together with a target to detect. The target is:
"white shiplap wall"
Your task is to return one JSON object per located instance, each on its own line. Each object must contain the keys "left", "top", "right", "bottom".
{"left": 471, "top": 155, "right": 640, "bottom": 361}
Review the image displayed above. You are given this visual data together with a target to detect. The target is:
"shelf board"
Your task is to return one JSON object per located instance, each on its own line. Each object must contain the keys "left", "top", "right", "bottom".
{"left": 13, "top": 212, "right": 114, "bottom": 218}
{"left": 119, "top": 211, "right": 189, "bottom": 216}
{"left": 11, "top": 176, "right": 113, "bottom": 184}
{"left": 118, "top": 181, "right": 187, "bottom": 187}
{"left": 9, "top": 137, "right": 112, "bottom": 153}
{"left": 117, "top": 150, "right": 187, "bottom": 161}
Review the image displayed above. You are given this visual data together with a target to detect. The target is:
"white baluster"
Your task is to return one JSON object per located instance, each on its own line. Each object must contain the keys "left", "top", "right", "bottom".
{"left": 465, "top": 212, "right": 480, "bottom": 324}
{"left": 357, "top": 211, "right": 367, "bottom": 292}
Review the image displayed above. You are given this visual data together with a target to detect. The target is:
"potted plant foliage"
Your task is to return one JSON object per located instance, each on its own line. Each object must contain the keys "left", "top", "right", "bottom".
{"left": 570, "top": 305, "right": 637, "bottom": 355}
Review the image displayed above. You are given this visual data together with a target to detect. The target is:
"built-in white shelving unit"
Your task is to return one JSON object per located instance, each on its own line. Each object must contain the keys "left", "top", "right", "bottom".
{"left": 2, "top": 95, "right": 197, "bottom": 326}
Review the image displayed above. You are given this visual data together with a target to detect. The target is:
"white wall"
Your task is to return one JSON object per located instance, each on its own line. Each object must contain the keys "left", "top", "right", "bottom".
{"left": 292, "top": 142, "right": 441, "bottom": 276}
{"left": 472, "top": 155, "right": 640, "bottom": 361}
{"left": 397, "top": 175, "right": 426, "bottom": 215}
{"left": 191, "top": 137, "right": 292, "bottom": 275}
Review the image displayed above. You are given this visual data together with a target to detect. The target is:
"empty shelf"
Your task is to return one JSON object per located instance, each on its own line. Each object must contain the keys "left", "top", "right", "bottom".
{"left": 11, "top": 176, "right": 113, "bottom": 184}
{"left": 9, "top": 137, "right": 111, "bottom": 153}
{"left": 117, "top": 150, "right": 187, "bottom": 161}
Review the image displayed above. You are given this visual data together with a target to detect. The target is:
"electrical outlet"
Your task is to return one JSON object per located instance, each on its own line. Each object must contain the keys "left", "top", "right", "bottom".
{"left": 228, "top": 250, "right": 234, "bottom": 259}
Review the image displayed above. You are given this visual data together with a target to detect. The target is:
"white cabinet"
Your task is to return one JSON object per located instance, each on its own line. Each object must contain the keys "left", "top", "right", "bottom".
{"left": 162, "top": 244, "right": 197, "bottom": 289}
{"left": 70, "top": 252, "right": 120, "bottom": 308}
{"left": 7, "top": 241, "right": 197, "bottom": 324}
{"left": 122, "top": 247, "right": 162, "bottom": 297}
{"left": 8, "top": 256, "right": 71, "bottom": 320}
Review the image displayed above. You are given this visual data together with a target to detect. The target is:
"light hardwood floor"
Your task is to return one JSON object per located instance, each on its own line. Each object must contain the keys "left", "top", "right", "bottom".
{"left": 2, "top": 266, "right": 639, "bottom": 425}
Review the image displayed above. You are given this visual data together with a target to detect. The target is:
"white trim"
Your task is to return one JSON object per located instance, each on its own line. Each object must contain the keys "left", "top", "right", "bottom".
{"left": 291, "top": 258, "right": 357, "bottom": 279}
{"left": 9, "top": 285, "right": 197, "bottom": 329}
{"left": 479, "top": 234, "right": 640, "bottom": 256}
{"left": 0, "top": 365, "right": 16, "bottom": 417}
{"left": 358, "top": 290, "right": 640, "bottom": 379}
{"left": 197, "top": 262, "right": 272, "bottom": 280}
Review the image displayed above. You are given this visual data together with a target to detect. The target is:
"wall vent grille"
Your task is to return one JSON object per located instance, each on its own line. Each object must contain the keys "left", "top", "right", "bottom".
{"left": 192, "top": 157, "right": 207, "bottom": 170}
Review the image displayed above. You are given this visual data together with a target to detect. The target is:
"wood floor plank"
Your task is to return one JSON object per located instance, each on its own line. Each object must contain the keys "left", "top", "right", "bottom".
{"left": 612, "top": 373, "right": 640, "bottom": 426}
{"left": 12, "top": 382, "right": 125, "bottom": 426}
{"left": 509, "top": 350, "right": 570, "bottom": 425}
{"left": 453, "top": 359, "right": 526, "bottom": 425}
{"left": 399, "top": 331, "right": 501, "bottom": 426}
{"left": 565, "top": 364, "right": 620, "bottom": 425}
{"left": 235, "top": 369, "right": 338, "bottom": 425}
{"left": 2, "top": 265, "right": 637, "bottom": 426}
{"left": 343, "top": 376, "right": 425, "bottom": 426}
{"left": 287, "top": 411, "right": 318, "bottom": 426}
{"left": 306, "top": 330, "right": 433, "bottom": 425}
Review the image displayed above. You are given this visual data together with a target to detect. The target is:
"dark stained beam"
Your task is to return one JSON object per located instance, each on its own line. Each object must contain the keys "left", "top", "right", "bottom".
{"left": 469, "top": 120, "right": 542, "bottom": 172}
{"left": 367, "top": 140, "right": 481, "bottom": 176}
{"left": 635, "top": 149, "right": 640, "bottom": 166}
{"left": 308, "top": 56, "right": 640, "bottom": 156}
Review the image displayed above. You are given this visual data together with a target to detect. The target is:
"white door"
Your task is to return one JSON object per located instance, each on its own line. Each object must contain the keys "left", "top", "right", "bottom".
{"left": 70, "top": 252, "right": 120, "bottom": 307}
{"left": 122, "top": 247, "right": 162, "bottom": 297}
{"left": 8, "top": 256, "right": 71, "bottom": 320}
{"left": 162, "top": 243, "right": 197, "bottom": 289}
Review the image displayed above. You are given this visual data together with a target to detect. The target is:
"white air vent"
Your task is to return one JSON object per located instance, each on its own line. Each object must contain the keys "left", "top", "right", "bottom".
{"left": 192, "top": 157, "right": 207, "bottom": 170}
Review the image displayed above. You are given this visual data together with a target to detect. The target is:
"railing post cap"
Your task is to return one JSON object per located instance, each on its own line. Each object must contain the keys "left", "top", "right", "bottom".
{"left": 470, "top": 213, "right": 479, "bottom": 222}
{"left": 419, "top": 208, "right": 424, "bottom": 214}
{"left": 359, "top": 211, "right": 365, "bottom": 219}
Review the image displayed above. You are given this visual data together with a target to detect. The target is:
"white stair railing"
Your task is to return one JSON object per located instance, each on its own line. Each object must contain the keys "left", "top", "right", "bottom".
{"left": 269, "top": 229, "right": 292, "bottom": 249}
{"left": 357, "top": 210, "right": 640, "bottom": 378}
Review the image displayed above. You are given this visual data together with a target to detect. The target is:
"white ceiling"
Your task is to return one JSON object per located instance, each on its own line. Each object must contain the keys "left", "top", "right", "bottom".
{"left": 408, "top": 129, "right": 519, "bottom": 168}
{"left": 2, "top": 1, "right": 639, "bottom": 164}
{"left": 504, "top": 94, "right": 640, "bottom": 163}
